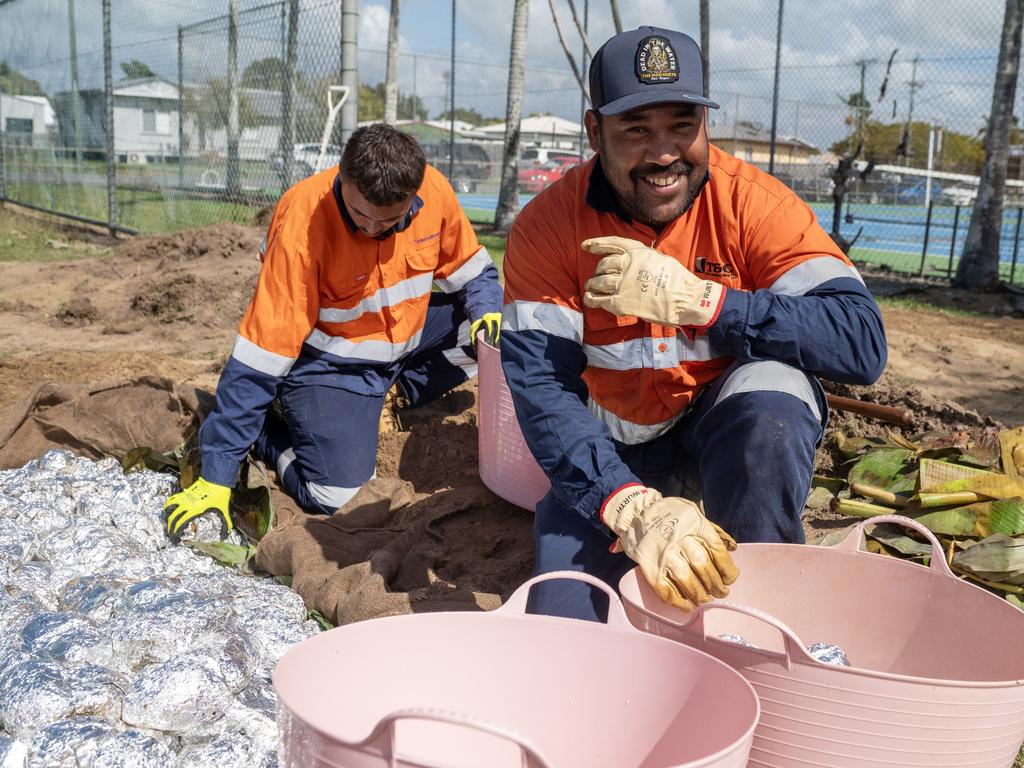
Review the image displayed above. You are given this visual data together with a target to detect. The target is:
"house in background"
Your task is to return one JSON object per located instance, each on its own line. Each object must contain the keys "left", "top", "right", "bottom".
{"left": 712, "top": 121, "right": 819, "bottom": 166}
{"left": 52, "top": 77, "right": 180, "bottom": 162}
{"left": 0, "top": 93, "right": 56, "bottom": 147}
{"left": 478, "top": 114, "right": 585, "bottom": 153}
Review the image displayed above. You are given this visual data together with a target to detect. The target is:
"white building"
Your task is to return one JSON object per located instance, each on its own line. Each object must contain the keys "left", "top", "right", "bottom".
{"left": 0, "top": 93, "right": 56, "bottom": 146}
{"left": 478, "top": 114, "right": 585, "bottom": 152}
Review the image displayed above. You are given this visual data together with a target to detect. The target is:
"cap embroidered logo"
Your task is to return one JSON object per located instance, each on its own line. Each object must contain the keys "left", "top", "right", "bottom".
{"left": 635, "top": 35, "right": 679, "bottom": 84}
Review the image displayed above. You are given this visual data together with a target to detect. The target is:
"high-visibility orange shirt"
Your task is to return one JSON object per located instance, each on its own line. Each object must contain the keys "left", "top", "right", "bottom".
{"left": 503, "top": 144, "right": 860, "bottom": 444}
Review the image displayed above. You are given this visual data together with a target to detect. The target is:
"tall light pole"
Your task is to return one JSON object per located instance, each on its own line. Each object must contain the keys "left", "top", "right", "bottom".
{"left": 767, "top": 0, "right": 784, "bottom": 176}
{"left": 448, "top": 0, "right": 456, "bottom": 181}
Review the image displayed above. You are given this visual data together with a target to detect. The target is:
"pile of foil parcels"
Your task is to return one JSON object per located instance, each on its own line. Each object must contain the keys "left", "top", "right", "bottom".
{"left": 0, "top": 450, "right": 321, "bottom": 767}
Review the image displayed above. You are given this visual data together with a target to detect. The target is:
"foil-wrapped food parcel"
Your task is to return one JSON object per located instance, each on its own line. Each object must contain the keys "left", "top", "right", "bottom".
{"left": 0, "top": 450, "right": 321, "bottom": 767}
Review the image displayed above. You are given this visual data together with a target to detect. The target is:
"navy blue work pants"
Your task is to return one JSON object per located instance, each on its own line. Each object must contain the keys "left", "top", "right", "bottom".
{"left": 253, "top": 293, "right": 476, "bottom": 515}
{"left": 527, "top": 359, "right": 827, "bottom": 621}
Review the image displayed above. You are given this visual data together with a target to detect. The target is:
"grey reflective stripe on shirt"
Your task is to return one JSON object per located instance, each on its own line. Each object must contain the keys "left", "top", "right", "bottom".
{"left": 502, "top": 300, "right": 584, "bottom": 343}
{"left": 434, "top": 247, "right": 493, "bottom": 292}
{"left": 713, "top": 360, "right": 822, "bottom": 421}
{"left": 584, "top": 334, "right": 715, "bottom": 370}
{"left": 305, "top": 328, "right": 423, "bottom": 363}
{"left": 231, "top": 335, "right": 296, "bottom": 377}
{"left": 318, "top": 273, "right": 434, "bottom": 324}
{"left": 587, "top": 399, "right": 683, "bottom": 444}
{"left": 769, "top": 256, "right": 865, "bottom": 296}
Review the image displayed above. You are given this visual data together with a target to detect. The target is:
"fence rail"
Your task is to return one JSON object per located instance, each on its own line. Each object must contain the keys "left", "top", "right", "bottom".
{"left": 1, "top": 0, "right": 1020, "bottom": 285}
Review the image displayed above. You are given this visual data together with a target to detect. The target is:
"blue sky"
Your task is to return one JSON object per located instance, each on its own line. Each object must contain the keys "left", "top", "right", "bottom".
{"left": 0, "top": 0, "right": 1011, "bottom": 152}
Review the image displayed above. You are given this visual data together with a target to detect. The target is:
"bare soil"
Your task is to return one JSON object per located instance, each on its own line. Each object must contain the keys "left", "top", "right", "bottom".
{"left": 1, "top": 208, "right": 1022, "bottom": 555}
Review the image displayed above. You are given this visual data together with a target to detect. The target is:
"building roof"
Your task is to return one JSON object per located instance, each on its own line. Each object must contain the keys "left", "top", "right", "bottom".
{"left": 713, "top": 122, "right": 819, "bottom": 152}
{"left": 478, "top": 114, "right": 583, "bottom": 137}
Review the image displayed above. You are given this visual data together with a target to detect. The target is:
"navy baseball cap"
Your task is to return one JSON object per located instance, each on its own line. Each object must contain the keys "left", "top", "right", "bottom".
{"left": 589, "top": 26, "right": 719, "bottom": 115}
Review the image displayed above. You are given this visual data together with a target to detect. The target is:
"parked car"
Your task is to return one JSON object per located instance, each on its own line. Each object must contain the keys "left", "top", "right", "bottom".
{"left": 940, "top": 185, "right": 978, "bottom": 207}
{"left": 518, "top": 161, "right": 564, "bottom": 194}
{"left": 420, "top": 141, "right": 492, "bottom": 193}
{"left": 268, "top": 143, "right": 342, "bottom": 182}
{"left": 520, "top": 147, "right": 583, "bottom": 167}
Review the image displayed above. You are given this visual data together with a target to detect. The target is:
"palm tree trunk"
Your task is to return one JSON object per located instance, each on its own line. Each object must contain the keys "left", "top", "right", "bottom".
{"left": 494, "top": 0, "right": 530, "bottom": 233}
{"left": 383, "top": 0, "right": 400, "bottom": 125}
{"left": 955, "top": 0, "right": 1024, "bottom": 289}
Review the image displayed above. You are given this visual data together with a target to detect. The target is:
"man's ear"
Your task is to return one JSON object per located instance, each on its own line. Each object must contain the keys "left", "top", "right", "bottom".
{"left": 584, "top": 110, "right": 601, "bottom": 153}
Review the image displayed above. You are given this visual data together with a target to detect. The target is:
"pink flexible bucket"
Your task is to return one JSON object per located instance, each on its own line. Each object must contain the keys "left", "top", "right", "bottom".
{"left": 619, "top": 515, "right": 1024, "bottom": 767}
{"left": 476, "top": 334, "right": 551, "bottom": 512}
{"left": 275, "top": 571, "right": 759, "bottom": 768}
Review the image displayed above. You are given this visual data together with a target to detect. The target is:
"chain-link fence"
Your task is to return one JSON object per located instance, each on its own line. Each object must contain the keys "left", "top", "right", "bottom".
{"left": 1, "top": 0, "right": 1022, "bottom": 283}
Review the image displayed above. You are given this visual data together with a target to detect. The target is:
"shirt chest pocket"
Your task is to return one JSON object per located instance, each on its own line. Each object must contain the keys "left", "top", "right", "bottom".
{"left": 405, "top": 237, "right": 441, "bottom": 273}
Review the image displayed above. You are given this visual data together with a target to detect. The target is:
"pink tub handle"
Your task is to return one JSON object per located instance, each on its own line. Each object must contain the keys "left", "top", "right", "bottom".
{"left": 684, "top": 601, "right": 815, "bottom": 671}
{"left": 497, "top": 570, "right": 632, "bottom": 630}
{"left": 834, "top": 514, "right": 955, "bottom": 577}
{"left": 367, "top": 707, "right": 556, "bottom": 768}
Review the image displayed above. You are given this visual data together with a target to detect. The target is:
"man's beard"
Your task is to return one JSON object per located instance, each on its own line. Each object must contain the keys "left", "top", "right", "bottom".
{"left": 599, "top": 140, "right": 707, "bottom": 227}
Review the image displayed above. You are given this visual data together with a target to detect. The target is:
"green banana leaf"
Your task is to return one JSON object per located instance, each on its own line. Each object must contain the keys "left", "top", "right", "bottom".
{"left": 121, "top": 446, "right": 178, "bottom": 474}
{"left": 952, "top": 535, "right": 1024, "bottom": 586}
{"left": 848, "top": 448, "right": 917, "bottom": 495}
{"left": 991, "top": 498, "right": 1024, "bottom": 536}
{"left": 183, "top": 540, "right": 257, "bottom": 568}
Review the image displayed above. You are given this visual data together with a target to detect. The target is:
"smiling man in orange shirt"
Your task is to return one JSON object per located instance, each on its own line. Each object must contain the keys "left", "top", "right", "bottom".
{"left": 502, "top": 27, "right": 887, "bottom": 620}
{"left": 164, "top": 124, "right": 502, "bottom": 541}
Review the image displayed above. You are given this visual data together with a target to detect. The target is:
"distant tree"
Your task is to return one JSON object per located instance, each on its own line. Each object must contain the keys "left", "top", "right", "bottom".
{"left": 956, "top": 0, "right": 1024, "bottom": 290}
{"left": 242, "top": 57, "right": 287, "bottom": 90}
{"left": 434, "top": 107, "right": 497, "bottom": 126}
{"left": 120, "top": 59, "right": 156, "bottom": 80}
{"left": 358, "top": 82, "right": 428, "bottom": 122}
{"left": 0, "top": 61, "right": 45, "bottom": 95}
{"left": 830, "top": 120, "right": 985, "bottom": 174}
{"left": 183, "top": 79, "right": 259, "bottom": 151}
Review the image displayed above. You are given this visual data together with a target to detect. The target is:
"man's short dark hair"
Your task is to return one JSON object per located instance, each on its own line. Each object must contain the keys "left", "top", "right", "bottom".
{"left": 340, "top": 124, "right": 426, "bottom": 206}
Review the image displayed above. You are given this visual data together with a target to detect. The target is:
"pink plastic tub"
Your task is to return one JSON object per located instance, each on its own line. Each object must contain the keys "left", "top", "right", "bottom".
{"left": 619, "top": 515, "right": 1024, "bottom": 767}
{"left": 275, "top": 571, "right": 759, "bottom": 768}
{"left": 476, "top": 334, "right": 551, "bottom": 512}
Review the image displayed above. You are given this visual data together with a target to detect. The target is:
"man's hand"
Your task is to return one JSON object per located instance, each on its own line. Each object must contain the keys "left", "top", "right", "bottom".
{"left": 602, "top": 485, "right": 739, "bottom": 611}
{"left": 582, "top": 236, "right": 725, "bottom": 329}
{"left": 164, "top": 477, "right": 233, "bottom": 544}
{"left": 471, "top": 312, "right": 502, "bottom": 347}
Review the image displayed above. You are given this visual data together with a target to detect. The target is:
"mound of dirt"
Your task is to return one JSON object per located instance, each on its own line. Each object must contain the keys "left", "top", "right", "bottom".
{"left": 116, "top": 223, "right": 261, "bottom": 265}
{"left": 129, "top": 273, "right": 238, "bottom": 325}
{"left": 56, "top": 295, "right": 99, "bottom": 326}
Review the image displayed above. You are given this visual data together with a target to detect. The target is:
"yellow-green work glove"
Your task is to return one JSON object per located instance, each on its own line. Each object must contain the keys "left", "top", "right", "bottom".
{"left": 163, "top": 477, "right": 233, "bottom": 544}
{"left": 601, "top": 484, "right": 739, "bottom": 611}
{"left": 582, "top": 236, "right": 725, "bottom": 329}
{"left": 470, "top": 312, "right": 502, "bottom": 347}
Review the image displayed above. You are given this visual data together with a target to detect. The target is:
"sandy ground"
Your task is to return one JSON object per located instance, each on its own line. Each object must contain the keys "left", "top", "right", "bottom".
{"left": 1, "top": 211, "right": 1023, "bottom": 559}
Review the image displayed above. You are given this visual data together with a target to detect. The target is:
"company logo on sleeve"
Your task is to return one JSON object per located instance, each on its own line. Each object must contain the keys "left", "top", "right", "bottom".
{"left": 693, "top": 256, "right": 735, "bottom": 276}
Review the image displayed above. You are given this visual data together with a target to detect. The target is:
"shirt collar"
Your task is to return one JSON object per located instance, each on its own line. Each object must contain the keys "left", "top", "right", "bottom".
{"left": 332, "top": 173, "right": 423, "bottom": 239}
{"left": 585, "top": 157, "right": 711, "bottom": 225}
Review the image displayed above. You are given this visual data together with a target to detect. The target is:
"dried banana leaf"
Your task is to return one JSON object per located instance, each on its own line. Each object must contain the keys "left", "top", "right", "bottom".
{"left": 121, "top": 446, "right": 179, "bottom": 474}
{"left": 183, "top": 540, "right": 257, "bottom": 568}
{"left": 912, "top": 503, "right": 995, "bottom": 537}
{"left": 835, "top": 433, "right": 908, "bottom": 459}
{"left": 1000, "top": 427, "right": 1024, "bottom": 478}
{"left": 916, "top": 459, "right": 1022, "bottom": 498}
{"left": 848, "top": 449, "right": 917, "bottom": 495}
{"left": 864, "top": 523, "right": 935, "bottom": 558}
{"left": 958, "top": 427, "right": 1002, "bottom": 469}
{"left": 952, "top": 535, "right": 1024, "bottom": 586}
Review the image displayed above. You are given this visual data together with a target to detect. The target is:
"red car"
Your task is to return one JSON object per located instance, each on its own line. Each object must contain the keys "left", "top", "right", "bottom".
{"left": 517, "top": 159, "right": 581, "bottom": 194}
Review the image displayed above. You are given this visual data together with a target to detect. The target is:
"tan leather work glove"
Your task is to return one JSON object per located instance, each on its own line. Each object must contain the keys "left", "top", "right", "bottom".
{"left": 582, "top": 236, "right": 725, "bottom": 329}
{"left": 602, "top": 485, "right": 739, "bottom": 611}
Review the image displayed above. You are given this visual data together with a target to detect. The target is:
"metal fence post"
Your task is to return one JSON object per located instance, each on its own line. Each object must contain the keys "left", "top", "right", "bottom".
{"left": 102, "top": 0, "right": 116, "bottom": 234}
{"left": 947, "top": 204, "right": 961, "bottom": 276}
{"left": 0, "top": 90, "right": 6, "bottom": 203}
{"left": 178, "top": 26, "right": 185, "bottom": 190}
{"left": 918, "top": 198, "right": 935, "bottom": 276}
{"left": 1011, "top": 207, "right": 1023, "bottom": 284}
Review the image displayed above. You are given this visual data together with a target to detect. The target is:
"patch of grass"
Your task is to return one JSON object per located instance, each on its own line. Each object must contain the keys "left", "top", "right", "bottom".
{"left": 875, "top": 295, "right": 988, "bottom": 319}
{"left": 477, "top": 233, "right": 506, "bottom": 272}
{"left": 0, "top": 206, "right": 113, "bottom": 262}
